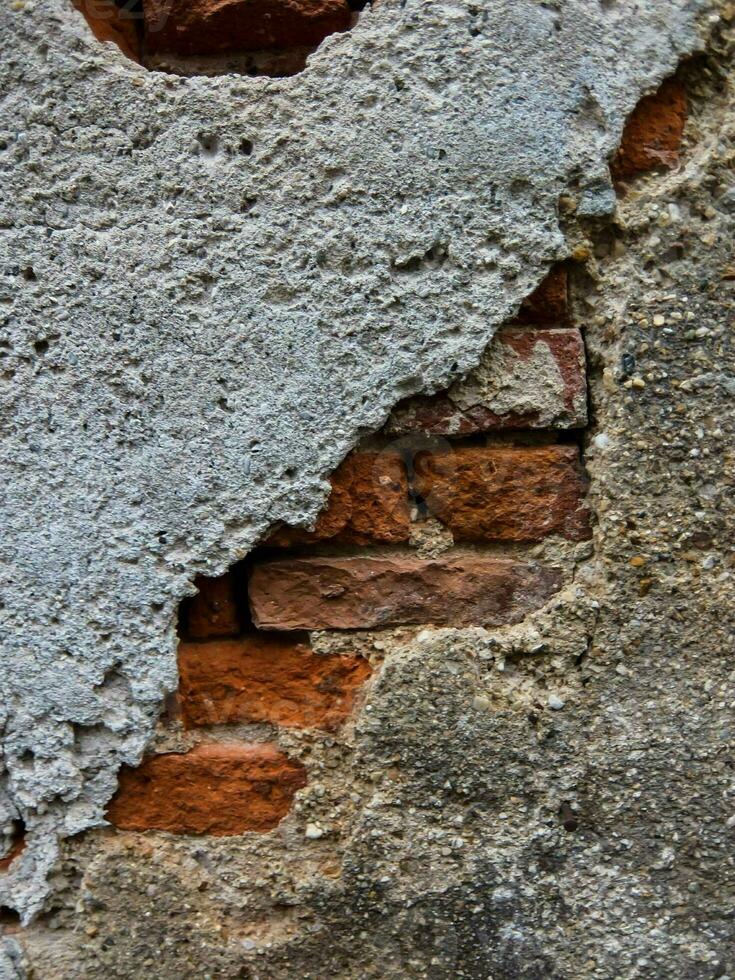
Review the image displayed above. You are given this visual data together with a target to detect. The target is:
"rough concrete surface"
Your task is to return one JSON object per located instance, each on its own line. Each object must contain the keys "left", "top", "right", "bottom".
{"left": 1, "top": 0, "right": 733, "bottom": 973}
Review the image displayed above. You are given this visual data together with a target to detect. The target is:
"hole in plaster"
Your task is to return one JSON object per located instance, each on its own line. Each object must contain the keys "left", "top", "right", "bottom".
{"left": 392, "top": 243, "right": 448, "bottom": 275}
{"left": 93, "top": 253, "right": 604, "bottom": 873}
{"left": 72, "top": 0, "right": 372, "bottom": 77}
{"left": 558, "top": 802, "right": 579, "bottom": 832}
{"left": 196, "top": 133, "right": 219, "bottom": 157}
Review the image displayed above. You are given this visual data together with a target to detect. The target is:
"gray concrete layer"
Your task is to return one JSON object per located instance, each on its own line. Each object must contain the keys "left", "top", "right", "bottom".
{"left": 0, "top": 0, "right": 714, "bottom": 921}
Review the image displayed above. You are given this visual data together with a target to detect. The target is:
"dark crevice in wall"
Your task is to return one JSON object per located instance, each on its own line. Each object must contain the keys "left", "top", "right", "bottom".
{"left": 0, "top": 906, "right": 22, "bottom": 926}
{"left": 73, "top": 0, "right": 371, "bottom": 76}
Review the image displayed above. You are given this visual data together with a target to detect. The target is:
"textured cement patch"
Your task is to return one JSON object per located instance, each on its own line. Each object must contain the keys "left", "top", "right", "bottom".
{"left": 0, "top": 0, "right": 717, "bottom": 923}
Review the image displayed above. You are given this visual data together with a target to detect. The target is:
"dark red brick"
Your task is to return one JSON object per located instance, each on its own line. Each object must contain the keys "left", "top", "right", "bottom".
{"left": 248, "top": 555, "right": 562, "bottom": 630}
{"left": 143, "top": 0, "right": 352, "bottom": 57}
{"left": 388, "top": 328, "right": 587, "bottom": 435}
{"left": 516, "top": 266, "right": 568, "bottom": 324}
{"left": 185, "top": 573, "right": 240, "bottom": 639}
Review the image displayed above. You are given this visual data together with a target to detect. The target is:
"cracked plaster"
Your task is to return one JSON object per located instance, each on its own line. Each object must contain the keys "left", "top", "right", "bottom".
{"left": 0, "top": 0, "right": 718, "bottom": 923}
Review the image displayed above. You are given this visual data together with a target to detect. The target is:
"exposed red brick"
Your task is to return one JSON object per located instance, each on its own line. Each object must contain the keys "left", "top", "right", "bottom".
{"left": 611, "top": 78, "right": 687, "bottom": 180}
{"left": 178, "top": 634, "right": 371, "bottom": 730}
{"left": 73, "top": 0, "right": 141, "bottom": 61}
{"left": 185, "top": 573, "right": 240, "bottom": 639}
{"left": 267, "top": 453, "right": 410, "bottom": 547}
{"left": 516, "top": 266, "right": 568, "bottom": 324}
{"left": 248, "top": 555, "right": 562, "bottom": 630}
{"left": 413, "top": 445, "right": 591, "bottom": 543}
{"left": 0, "top": 833, "right": 25, "bottom": 873}
{"left": 106, "top": 743, "right": 306, "bottom": 836}
{"left": 387, "top": 328, "right": 587, "bottom": 435}
{"left": 143, "top": 0, "right": 352, "bottom": 57}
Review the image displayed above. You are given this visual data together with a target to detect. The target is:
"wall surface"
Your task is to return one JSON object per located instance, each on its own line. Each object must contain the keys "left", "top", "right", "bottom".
{"left": 1, "top": 0, "right": 734, "bottom": 976}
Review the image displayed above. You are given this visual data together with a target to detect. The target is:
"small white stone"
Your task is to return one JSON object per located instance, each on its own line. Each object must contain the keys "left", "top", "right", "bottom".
{"left": 305, "top": 823, "right": 324, "bottom": 840}
{"left": 547, "top": 694, "right": 565, "bottom": 711}
{"left": 593, "top": 432, "right": 610, "bottom": 450}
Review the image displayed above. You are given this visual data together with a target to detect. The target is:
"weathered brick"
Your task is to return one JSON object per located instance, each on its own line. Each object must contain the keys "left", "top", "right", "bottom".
{"left": 106, "top": 743, "right": 306, "bottom": 835}
{"left": 414, "top": 445, "right": 591, "bottom": 543}
{"left": 267, "top": 452, "right": 410, "bottom": 547}
{"left": 516, "top": 265, "right": 568, "bottom": 324}
{"left": 185, "top": 573, "right": 240, "bottom": 639}
{"left": 178, "top": 634, "right": 371, "bottom": 730}
{"left": 143, "top": 0, "right": 352, "bottom": 57}
{"left": 611, "top": 78, "right": 687, "bottom": 180}
{"left": 248, "top": 556, "right": 562, "bottom": 630}
{"left": 73, "top": 0, "right": 141, "bottom": 61}
{"left": 0, "top": 832, "right": 25, "bottom": 873}
{"left": 388, "top": 328, "right": 587, "bottom": 435}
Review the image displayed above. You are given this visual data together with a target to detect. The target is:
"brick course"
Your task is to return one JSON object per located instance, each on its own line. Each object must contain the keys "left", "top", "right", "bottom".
{"left": 106, "top": 743, "right": 306, "bottom": 835}
{"left": 413, "top": 445, "right": 591, "bottom": 543}
{"left": 248, "top": 555, "right": 562, "bottom": 630}
{"left": 178, "top": 634, "right": 371, "bottom": 730}
{"left": 267, "top": 452, "right": 410, "bottom": 547}
{"left": 107, "top": 256, "right": 594, "bottom": 841}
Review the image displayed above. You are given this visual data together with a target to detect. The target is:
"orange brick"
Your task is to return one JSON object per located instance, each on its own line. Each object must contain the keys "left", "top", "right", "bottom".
{"left": 178, "top": 634, "right": 371, "bottom": 730}
{"left": 413, "top": 445, "right": 591, "bottom": 543}
{"left": 0, "top": 831, "right": 25, "bottom": 873}
{"left": 267, "top": 452, "right": 410, "bottom": 547}
{"left": 72, "top": 0, "right": 141, "bottom": 61}
{"left": 611, "top": 78, "right": 687, "bottom": 180}
{"left": 106, "top": 743, "right": 306, "bottom": 835}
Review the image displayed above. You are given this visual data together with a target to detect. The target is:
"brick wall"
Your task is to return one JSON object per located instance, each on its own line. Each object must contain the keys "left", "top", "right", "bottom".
{"left": 107, "top": 258, "right": 592, "bottom": 834}
{"left": 104, "top": 78, "right": 685, "bottom": 840}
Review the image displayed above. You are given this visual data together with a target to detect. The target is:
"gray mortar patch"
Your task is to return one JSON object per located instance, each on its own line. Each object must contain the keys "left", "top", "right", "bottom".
{"left": 0, "top": 0, "right": 717, "bottom": 922}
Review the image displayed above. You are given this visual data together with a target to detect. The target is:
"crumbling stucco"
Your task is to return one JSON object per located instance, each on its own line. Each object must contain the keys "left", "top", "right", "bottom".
{"left": 0, "top": 0, "right": 724, "bottom": 938}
